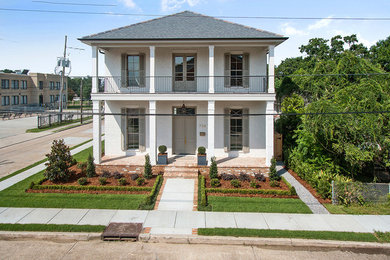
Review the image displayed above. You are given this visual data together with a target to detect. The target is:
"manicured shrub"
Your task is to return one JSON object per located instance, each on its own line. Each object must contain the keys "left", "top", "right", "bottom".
{"left": 86, "top": 153, "right": 96, "bottom": 177}
{"left": 200, "top": 175, "right": 207, "bottom": 207}
{"left": 131, "top": 174, "right": 139, "bottom": 181}
{"left": 250, "top": 181, "right": 258, "bottom": 188}
{"left": 209, "top": 156, "right": 218, "bottom": 179}
{"left": 269, "top": 157, "right": 281, "bottom": 181}
{"left": 206, "top": 187, "right": 291, "bottom": 196}
{"left": 221, "top": 173, "right": 237, "bottom": 181}
{"left": 99, "top": 177, "right": 107, "bottom": 185}
{"left": 78, "top": 177, "right": 87, "bottom": 186}
{"left": 254, "top": 173, "right": 266, "bottom": 182}
{"left": 238, "top": 173, "right": 251, "bottom": 182}
{"left": 270, "top": 180, "right": 279, "bottom": 187}
{"left": 141, "top": 175, "right": 163, "bottom": 207}
{"left": 118, "top": 178, "right": 127, "bottom": 186}
{"left": 101, "top": 171, "right": 111, "bottom": 178}
{"left": 44, "top": 139, "right": 74, "bottom": 182}
{"left": 231, "top": 179, "right": 241, "bottom": 188}
{"left": 143, "top": 154, "right": 153, "bottom": 179}
{"left": 113, "top": 172, "right": 123, "bottom": 179}
{"left": 136, "top": 177, "right": 145, "bottom": 186}
{"left": 198, "top": 146, "right": 206, "bottom": 155}
{"left": 158, "top": 145, "right": 167, "bottom": 154}
{"left": 210, "top": 178, "right": 221, "bottom": 187}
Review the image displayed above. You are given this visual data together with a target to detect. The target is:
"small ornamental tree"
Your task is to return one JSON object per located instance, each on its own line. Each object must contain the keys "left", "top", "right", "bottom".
{"left": 44, "top": 139, "right": 73, "bottom": 182}
{"left": 86, "top": 153, "right": 96, "bottom": 177}
{"left": 269, "top": 157, "right": 280, "bottom": 181}
{"left": 143, "top": 154, "right": 153, "bottom": 179}
{"left": 209, "top": 156, "right": 218, "bottom": 179}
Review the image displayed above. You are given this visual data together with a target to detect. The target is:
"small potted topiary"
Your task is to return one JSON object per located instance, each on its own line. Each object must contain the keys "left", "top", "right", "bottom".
{"left": 197, "top": 146, "right": 207, "bottom": 166}
{"left": 157, "top": 145, "right": 168, "bottom": 165}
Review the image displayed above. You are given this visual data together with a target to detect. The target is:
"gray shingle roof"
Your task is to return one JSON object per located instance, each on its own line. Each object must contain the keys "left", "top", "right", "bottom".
{"left": 80, "top": 11, "right": 287, "bottom": 41}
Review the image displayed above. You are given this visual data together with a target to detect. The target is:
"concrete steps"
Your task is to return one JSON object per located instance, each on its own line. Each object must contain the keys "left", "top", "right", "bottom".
{"left": 163, "top": 167, "right": 199, "bottom": 178}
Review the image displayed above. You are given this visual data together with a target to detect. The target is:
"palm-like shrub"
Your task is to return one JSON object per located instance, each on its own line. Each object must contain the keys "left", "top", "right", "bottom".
{"left": 86, "top": 153, "right": 96, "bottom": 177}
{"left": 209, "top": 156, "right": 218, "bottom": 179}
{"left": 269, "top": 157, "right": 280, "bottom": 181}
{"left": 143, "top": 154, "right": 153, "bottom": 179}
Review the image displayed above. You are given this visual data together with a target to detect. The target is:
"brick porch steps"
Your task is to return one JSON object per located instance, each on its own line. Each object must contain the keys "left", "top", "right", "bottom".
{"left": 163, "top": 167, "right": 199, "bottom": 178}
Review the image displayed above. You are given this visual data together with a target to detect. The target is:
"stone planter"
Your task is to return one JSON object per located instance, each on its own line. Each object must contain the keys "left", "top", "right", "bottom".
{"left": 197, "top": 154, "right": 207, "bottom": 166}
{"left": 157, "top": 153, "right": 168, "bottom": 165}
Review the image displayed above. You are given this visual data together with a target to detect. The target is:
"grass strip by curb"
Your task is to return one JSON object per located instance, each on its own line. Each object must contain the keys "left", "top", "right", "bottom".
{"left": 198, "top": 228, "right": 382, "bottom": 243}
{"left": 53, "top": 119, "right": 92, "bottom": 133}
{"left": 0, "top": 223, "right": 105, "bottom": 233}
{"left": 26, "top": 116, "right": 92, "bottom": 133}
{"left": 0, "top": 139, "right": 93, "bottom": 183}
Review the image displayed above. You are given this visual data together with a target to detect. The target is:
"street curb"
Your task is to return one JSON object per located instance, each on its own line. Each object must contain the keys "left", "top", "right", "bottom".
{"left": 139, "top": 233, "right": 390, "bottom": 251}
{"left": 0, "top": 231, "right": 101, "bottom": 242}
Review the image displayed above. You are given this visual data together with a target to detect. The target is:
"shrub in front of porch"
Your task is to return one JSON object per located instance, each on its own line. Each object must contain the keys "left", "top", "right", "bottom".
{"left": 197, "top": 146, "right": 207, "bottom": 166}
{"left": 209, "top": 157, "right": 218, "bottom": 179}
{"left": 143, "top": 154, "right": 153, "bottom": 179}
{"left": 157, "top": 145, "right": 168, "bottom": 165}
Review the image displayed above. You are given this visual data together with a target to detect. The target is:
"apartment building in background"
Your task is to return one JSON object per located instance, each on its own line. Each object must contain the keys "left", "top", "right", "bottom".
{"left": 0, "top": 70, "right": 68, "bottom": 110}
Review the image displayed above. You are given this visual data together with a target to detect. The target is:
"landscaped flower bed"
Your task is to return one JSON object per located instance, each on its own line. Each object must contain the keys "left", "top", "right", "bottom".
{"left": 27, "top": 164, "right": 160, "bottom": 195}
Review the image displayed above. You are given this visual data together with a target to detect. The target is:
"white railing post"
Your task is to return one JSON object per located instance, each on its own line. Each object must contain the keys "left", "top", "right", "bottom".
{"left": 150, "top": 46, "right": 155, "bottom": 93}
{"left": 209, "top": 45, "right": 215, "bottom": 93}
{"left": 268, "top": 45, "right": 275, "bottom": 94}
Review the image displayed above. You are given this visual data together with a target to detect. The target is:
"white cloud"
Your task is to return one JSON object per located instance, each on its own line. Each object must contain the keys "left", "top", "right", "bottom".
{"left": 119, "top": 0, "right": 137, "bottom": 9}
{"left": 161, "top": 0, "right": 201, "bottom": 12}
{"left": 280, "top": 23, "right": 307, "bottom": 36}
{"left": 308, "top": 16, "right": 333, "bottom": 30}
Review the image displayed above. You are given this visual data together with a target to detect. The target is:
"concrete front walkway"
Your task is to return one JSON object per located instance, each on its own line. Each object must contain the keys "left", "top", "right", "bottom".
{"left": 0, "top": 207, "right": 389, "bottom": 235}
{"left": 277, "top": 164, "right": 330, "bottom": 214}
{"left": 157, "top": 179, "right": 195, "bottom": 211}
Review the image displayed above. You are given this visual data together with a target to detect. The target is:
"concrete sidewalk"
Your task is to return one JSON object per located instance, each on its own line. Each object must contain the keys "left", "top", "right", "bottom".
{"left": 1, "top": 207, "right": 389, "bottom": 235}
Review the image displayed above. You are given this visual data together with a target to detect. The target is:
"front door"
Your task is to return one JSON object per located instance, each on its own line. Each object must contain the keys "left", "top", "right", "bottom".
{"left": 173, "top": 107, "right": 196, "bottom": 154}
{"left": 173, "top": 54, "right": 196, "bottom": 92}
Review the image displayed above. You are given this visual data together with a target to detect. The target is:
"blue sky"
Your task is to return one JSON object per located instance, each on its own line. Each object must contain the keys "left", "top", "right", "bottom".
{"left": 0, "top": 0, "right": 389, "bottom": 76}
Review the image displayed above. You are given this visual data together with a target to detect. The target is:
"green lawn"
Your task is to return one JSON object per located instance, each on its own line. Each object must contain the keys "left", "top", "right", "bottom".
{"left": 325, "top": 203, "right": 390, "bottom": 215}
{"left": 207, "top": 196, "right": 312, "bottom": 213}
{"left": 0, "top": 145, "right": 146, "bottom": 210}
{"left": 0, "top": 223, "right": 105, "bottom": 233}
{"left": 26, "top": 117, "right": 91, "bottom": 133}
{"left": 198, "top": 228, "right": 388, "bottom": 243}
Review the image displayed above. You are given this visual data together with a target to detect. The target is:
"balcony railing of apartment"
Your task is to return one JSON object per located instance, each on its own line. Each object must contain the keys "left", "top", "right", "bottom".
{"left": 98, "top": 76, "right": 268, "bottom": 94}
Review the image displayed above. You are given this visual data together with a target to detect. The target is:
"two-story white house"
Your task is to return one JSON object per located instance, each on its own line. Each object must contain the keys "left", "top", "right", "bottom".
{"left": 79, "top": 11, "right": 287, "bottom": 167}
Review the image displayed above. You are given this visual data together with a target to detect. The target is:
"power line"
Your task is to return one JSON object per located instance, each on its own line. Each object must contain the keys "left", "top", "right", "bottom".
{"left": 32, "top": 1, "right": 117, "bottom": 6}
{"left": 0, "top": 8, "right": 390, "bottom": 21}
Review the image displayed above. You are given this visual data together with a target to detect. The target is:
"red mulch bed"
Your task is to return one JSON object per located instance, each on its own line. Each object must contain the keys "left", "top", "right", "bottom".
{"left": 27, "top": 165, "right": 157, "bottom": 195}
{"left": 284, "top": 166, "right": 331, "bottom": 204}
{"left": 204, "top": 175, "right": 298, "bottom": 198}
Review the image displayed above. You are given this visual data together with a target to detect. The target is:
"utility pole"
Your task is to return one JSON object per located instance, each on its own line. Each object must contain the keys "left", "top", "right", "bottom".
{"left": 80, "top": 79, "right": 83, "bottom": 124}
{"left": 59, "top": 35, "right": 67, "bottom": 121}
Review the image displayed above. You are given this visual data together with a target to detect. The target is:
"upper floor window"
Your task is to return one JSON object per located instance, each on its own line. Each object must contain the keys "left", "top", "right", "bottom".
{"left": 224, "top": 53, "right": 249, "bottom": 88}
{"left": 21, "top": 80, "right": 27, "bottom": 89}
{"left": 56, "top": 82, "right": 60, "bottom": 90}
{"left": 121, "top": 54, "right": 145, "bottom": 87}
{"left": 63, "top": 83, "right": 66, "bottom": 90}
{"left": 50, "top": 81, "right": 55, "bottom": 90}
{"left": 11, "top": 80, "right": 19, "bottom": 89}
{"left": 1, "top": 79, "right": 9, "bottom": 89}
{"left": 12, "top": 95, "right": 19, "bottom": 105}
{"left": 39, "top": 81, "right": 44, "bottom": 89}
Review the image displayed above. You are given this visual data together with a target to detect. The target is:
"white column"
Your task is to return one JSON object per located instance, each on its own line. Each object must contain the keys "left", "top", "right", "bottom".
{"left": 93, "top": 100, "right": 102, "bottom": 164}
{"left": 149, "top": 46, "right": 155, "bottom": 93}
{"left": 149, "top": 100, "right": 157, "bottom": 165}
{"left": 208, "top": 45, "right": 215, "bottom": 93}
{"left": 91, "top": 46, "right": 98, "bottom": 93}
{"left": 207, "top": 100, "right": 215, "bottom": 164}
{"left": 265, "top": 101, "right": 274, "bottom": 167}
{"left": 268, "top": 45, "right": 275, "bottom": 94}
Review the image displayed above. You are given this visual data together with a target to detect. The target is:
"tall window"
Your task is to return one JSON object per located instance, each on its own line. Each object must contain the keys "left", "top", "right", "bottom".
{"left": 56, "top": 82, "right": 60, "bottom": 90}
{"left": 12, "top": 96, "right": 19, "bottom": 105}
{"left": 50, "top": 81, "right": 55, "bottom": 90}
{"left": 230, "top": 55, "right": 243, "bottom": 86}
{"left": 224, "top": 53, "right": 249, "bottom": 88}
{"left": 21, "top": 80, "right": 27, "bottom": 89}
{"left": 21, "top": 96, "right": 28, "bottom": 104}
{"left": 127, "top": 55, "right": 144, "bottom": 87}
{"left": 39, "top": 81, "right": 44, "bottom": 89}
{"left": 1, "top": 79, "right": 9, "bottom": 89}
{"left": 11, "top": 80, "right": 19, "bottom": 89}
{"left": 230, "top": 109, "right": 243, "bottom": 150}
{"left": 1, "top": 96, "right": 10, "bottom": 106}
{"left": 125, "top": 108, "right": 145, "bottom": 149}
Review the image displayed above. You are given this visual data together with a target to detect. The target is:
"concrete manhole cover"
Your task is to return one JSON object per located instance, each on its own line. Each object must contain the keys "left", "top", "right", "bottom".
{"left": 102, "top": 222, "right": 143, "bottom": 241}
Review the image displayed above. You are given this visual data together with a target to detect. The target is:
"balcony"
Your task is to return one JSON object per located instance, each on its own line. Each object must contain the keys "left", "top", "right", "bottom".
{"left": 98, "top": 76, "right": 268, "bottom": 94}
